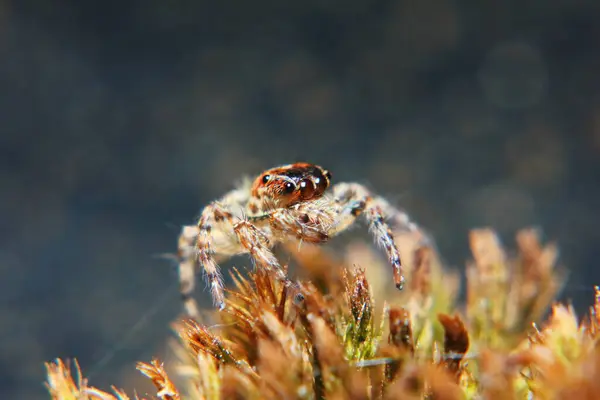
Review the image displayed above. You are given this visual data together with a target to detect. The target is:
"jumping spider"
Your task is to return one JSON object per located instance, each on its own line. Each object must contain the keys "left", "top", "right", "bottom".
{"left": 178, "top": 162, "right": 420, "bottom": 318}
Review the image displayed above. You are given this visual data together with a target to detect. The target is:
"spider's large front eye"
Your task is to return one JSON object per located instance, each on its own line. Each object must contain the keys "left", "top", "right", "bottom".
{"left": 262, "top": 175, "right": 271, "bottom": 184}
{"left": 299, "top": 179, "right": 316, "bottom": 198}
{"left": 283, "top": 181, "right": 296, "bottom": 194}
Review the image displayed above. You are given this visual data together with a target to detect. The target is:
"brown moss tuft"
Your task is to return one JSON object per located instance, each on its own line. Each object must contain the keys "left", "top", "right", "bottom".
{"left": 45, "top": 358, "right": 134, "bottom": 400}
{"left": 46, "top": 227, "right": 599, "bottom": 399}
{"left": 136, "top": 359, "right": 180, "bottom": 400}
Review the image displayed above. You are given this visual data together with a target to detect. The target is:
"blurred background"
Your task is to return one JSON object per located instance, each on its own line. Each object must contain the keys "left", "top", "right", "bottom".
{"left": 2, "top": 1, "right": 600, "bottom": 398}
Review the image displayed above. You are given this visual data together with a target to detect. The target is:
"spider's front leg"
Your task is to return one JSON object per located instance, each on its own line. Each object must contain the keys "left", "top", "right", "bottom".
{"left": 180, "top": 203, "right": 308, "bottom": 316}
{"left": 232, "top": 218, "right": 289, "bottom": 284}
{"left": 237, "top": 203, "right": 337, "bottom": 298}
{"left": 234, "top": 217, "right": 313, "bottom": 304}
{"left": 329, "top": 182, "right": 422, "bottom": 291}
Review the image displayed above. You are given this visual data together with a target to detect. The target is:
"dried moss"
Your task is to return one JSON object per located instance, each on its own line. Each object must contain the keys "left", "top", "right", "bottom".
{"left": 45, "top": 227, "right": 600, "bottom": 399}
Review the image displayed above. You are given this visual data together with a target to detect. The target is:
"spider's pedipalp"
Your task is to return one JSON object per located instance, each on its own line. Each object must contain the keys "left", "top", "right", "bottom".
{"left": 266, "top": 199, "right": 335, "bottom": 245}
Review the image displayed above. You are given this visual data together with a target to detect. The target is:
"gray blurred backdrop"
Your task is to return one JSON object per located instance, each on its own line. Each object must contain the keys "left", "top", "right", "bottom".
{"left": 2, "top": 1, "right": 600, "bottom": 398}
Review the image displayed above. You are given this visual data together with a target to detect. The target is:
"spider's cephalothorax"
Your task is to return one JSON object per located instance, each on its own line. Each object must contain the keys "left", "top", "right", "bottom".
{"left": 178, "top": 162, "right": 420, "bottom": 317}
{"left": 248, "top": 162, "right": 332, "bottom": 214}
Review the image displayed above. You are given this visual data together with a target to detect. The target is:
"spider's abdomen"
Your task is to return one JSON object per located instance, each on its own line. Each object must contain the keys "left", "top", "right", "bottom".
{"left": 249, "top": 162, "right": 332, "bottom": 210}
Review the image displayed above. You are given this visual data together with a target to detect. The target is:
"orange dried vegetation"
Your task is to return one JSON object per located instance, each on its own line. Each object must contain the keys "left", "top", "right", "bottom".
{"left": 46, "top": 227, "right": 600, "bottom": 399}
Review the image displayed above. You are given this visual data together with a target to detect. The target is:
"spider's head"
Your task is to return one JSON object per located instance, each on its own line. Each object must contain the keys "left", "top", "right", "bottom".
{"left": 251, "top": 162, "right": 332, "bottom": 208}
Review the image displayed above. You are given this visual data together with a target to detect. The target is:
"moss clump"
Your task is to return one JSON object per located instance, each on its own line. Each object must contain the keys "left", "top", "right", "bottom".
{"left": 46, "top": 227, "right": 600, "bottom": 399}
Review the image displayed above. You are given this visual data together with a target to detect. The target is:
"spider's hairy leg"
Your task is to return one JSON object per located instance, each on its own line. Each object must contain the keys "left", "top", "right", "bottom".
{"left": 178, "top": 225, "right": 202, "bottom": 318}
{"left": 179, "top": 202, "right": 238, "bottom": 314}
{"left": 332, "top": 183, "right": 420, "bottom": 234}
{"left": 329, "top": 182, "right": 415, "bottom": 290}
{"left": 232, "top": 219, "right": 289, "bottom": 284}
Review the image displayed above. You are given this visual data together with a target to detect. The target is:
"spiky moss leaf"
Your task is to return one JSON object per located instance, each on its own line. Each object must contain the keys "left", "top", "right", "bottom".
{"left": 45, "top": 359, "right": 134, "bottom": 400}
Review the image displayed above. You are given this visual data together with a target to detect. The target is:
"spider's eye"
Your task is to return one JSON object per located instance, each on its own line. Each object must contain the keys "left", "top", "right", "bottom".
{"left": 262, "top": 175, "right": 271, "bottom": 184}
{"left": 325, "top": 170, "right": 332, "bottom": 181}
{"left": 299, "top": 179, "right": 316, "bottom": 198}
{"left": 283, "top": 181, "right": 296, "bottom": 194}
